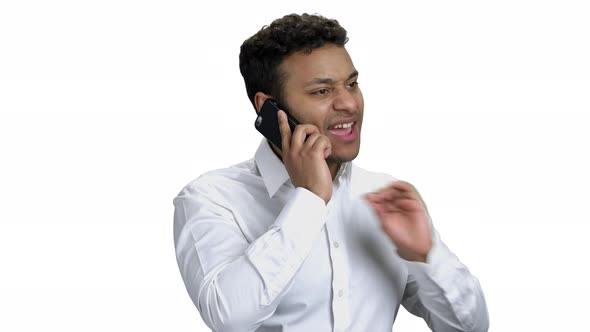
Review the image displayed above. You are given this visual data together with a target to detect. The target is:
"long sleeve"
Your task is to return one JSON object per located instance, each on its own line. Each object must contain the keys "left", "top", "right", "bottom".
{"left": 401, "top": 230, "right": 489, "bottom": 332}
{"left": 173, "top": 184, "right": 327, "bottom": 332}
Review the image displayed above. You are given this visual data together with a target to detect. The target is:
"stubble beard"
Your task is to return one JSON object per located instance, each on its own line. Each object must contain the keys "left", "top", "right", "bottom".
{"left": 326, "top": 142, "right": 360, "bottom": 166}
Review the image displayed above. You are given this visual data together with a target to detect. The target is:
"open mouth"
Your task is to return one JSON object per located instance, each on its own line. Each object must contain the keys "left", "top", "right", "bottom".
{"left": 327, "top": 121, "right": 357, "bottom": 141}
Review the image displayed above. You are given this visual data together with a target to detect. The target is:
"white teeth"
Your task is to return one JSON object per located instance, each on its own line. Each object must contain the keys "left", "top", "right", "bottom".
{"left": 332, "top": 122, "right": 354, "bottom": 129}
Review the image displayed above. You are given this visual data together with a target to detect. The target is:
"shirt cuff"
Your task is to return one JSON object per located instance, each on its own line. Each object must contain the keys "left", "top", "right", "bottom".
{"left": 404, "top": 237, "right": 462, "bottom": 292}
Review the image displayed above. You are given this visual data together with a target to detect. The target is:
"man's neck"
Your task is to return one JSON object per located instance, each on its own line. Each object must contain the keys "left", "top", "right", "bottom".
{"left": 328, "top": 162, "right": 340, "bottom": 180}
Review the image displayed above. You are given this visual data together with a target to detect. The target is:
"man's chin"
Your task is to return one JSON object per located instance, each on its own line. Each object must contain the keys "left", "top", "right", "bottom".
{"left": 327, "top": 148, "right": 360, "bottom": 165}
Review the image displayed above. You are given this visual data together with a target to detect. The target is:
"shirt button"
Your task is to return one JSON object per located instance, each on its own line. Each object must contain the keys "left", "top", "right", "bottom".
{"left": 338, "top": 290, "right": 344, "bottom": 297}
{"left": 333, "top": 241, "right": 340, "bottom": 248}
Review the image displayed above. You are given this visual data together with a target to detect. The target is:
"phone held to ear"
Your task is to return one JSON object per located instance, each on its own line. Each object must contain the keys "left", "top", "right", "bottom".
{"left": 255, "top": 99, "right": 301, "bottom": 151}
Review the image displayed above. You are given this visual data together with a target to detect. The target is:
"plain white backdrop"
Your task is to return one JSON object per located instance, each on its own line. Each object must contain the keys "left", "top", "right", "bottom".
{"left": 1, "top": 1, "right": 589, "bottom": 331}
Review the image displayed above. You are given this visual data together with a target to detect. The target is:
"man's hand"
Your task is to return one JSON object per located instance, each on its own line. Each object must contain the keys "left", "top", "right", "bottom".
{"left": 365, "top": 181, "right": 432, "bottom": 262}
{"left": 278, "top": 110, "right": 333, "bottom": 204}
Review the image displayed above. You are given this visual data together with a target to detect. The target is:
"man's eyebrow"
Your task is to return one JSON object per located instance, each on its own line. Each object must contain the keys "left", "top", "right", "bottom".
{"left": 347, "top": 70, "right": 359, "bottom": 80}
{"left": 304, "top": 70, "right": 359, "bottom": 87}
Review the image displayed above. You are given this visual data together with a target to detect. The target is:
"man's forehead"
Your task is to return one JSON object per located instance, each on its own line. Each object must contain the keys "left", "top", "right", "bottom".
{"left": 280, "top": 45, "right": 356, "bottom": 84}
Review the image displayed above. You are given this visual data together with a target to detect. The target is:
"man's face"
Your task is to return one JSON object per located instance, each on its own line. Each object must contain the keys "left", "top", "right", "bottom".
{"left": 278, "top": 44, "right": 364, "bottom": 164}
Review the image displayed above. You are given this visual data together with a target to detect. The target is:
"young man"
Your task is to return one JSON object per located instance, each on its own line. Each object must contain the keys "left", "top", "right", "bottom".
{"left": 174, "top": 13, "right": 489, "bottom": 332}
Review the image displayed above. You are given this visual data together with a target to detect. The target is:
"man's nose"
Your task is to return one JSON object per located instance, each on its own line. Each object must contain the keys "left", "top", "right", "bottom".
{"left": 332, "top": 88, "right": 358, "bottom": 112}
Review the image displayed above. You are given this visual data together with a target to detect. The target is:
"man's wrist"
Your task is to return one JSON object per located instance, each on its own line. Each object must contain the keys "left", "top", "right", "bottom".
{"left": 398, "top": 249, "right": 429, "bottom": 263}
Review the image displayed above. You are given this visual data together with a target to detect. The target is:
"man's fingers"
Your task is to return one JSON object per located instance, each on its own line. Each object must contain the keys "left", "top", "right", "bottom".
{"left": 372, "top": 181, "right": 419, "bottom": 203}
{"left": 368, "top": 201, "right": 386, "bottom": 217}
{"left": 293, "top": 124, "right": 320, "bottom": 142}
{"left": 278, "top": 110, "right": 291, "bottom": 154}
{"left": 291, "top": 124, "right": 320, "bottom": 150}
{"left": 301, "top": 132, "right": 322, "bottom": 152}
{"left": 385, "top": 198, "right": 421, "bottom": 212}
{"left": 390, "top": 181, "right": 415, "bottom": 193}
{"left": 391, "top": 180, "right": 428, "bottom": 211}
{"left": 391, "top": 181, "right": 421, "bottom": 198}
{"left": 311, "top": 135, "right": 331, "bottom": 159}
{"left": 299, "top": 132, "right": 331, "bottom": 159}
{"left": 370, "top": 198, "right": 421, "bottom": 216}
{"left": 371, "top": 186, "right": 413, "bottom": 203}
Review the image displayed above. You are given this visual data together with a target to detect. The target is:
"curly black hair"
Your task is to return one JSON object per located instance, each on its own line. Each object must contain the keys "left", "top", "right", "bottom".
{"left": 239, "top": 13, "right": 348, "bottom": 111}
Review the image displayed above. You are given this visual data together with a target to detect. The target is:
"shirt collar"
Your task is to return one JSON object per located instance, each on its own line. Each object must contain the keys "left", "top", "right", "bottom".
{"left": 255, "top": 139, "right": 291, "bottom": 198}
{"left": 254, "top": 138, "right": 353, "bottom": 198}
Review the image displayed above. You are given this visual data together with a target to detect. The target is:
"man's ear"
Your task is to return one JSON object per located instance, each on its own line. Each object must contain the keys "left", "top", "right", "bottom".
{"left": 254, "top": 92, "right": 273, "bottom": 114}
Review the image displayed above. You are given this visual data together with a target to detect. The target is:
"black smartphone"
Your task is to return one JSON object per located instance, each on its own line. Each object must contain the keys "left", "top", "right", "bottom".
{"left": 255, "top": 99, "right": 301, "bottom": 151}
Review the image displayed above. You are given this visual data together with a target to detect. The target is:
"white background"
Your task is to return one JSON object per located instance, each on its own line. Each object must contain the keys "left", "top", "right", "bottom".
{"left": 1, "top": 1, "right": 589, "bottom": 331}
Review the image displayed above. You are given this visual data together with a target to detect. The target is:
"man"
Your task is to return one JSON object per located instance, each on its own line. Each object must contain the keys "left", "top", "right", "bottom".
{"left": 174, "top": 13, "right": 489, "bottom": 332}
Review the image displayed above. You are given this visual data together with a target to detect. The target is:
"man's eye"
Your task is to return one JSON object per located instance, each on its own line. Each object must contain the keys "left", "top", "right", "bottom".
{"left": 313, "top": 88, "right": 330, "bottom": 95}
{"left": 347, "top": 81, "right": 359, "bottom": 89}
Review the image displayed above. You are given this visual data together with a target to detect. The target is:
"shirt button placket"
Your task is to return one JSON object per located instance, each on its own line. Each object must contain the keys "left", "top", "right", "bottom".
{"left": 326, "top": 185, "right": 351, "bottom": 331}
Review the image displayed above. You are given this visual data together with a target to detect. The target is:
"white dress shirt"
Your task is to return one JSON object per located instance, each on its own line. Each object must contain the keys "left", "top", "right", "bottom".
{"left": 173, "top": 139, "right": 489, "bottom": 332}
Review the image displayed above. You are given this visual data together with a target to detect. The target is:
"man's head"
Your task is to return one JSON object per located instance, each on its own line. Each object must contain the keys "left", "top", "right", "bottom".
{"left": 239, "top": 13, "right": 364, "bottom": 164}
